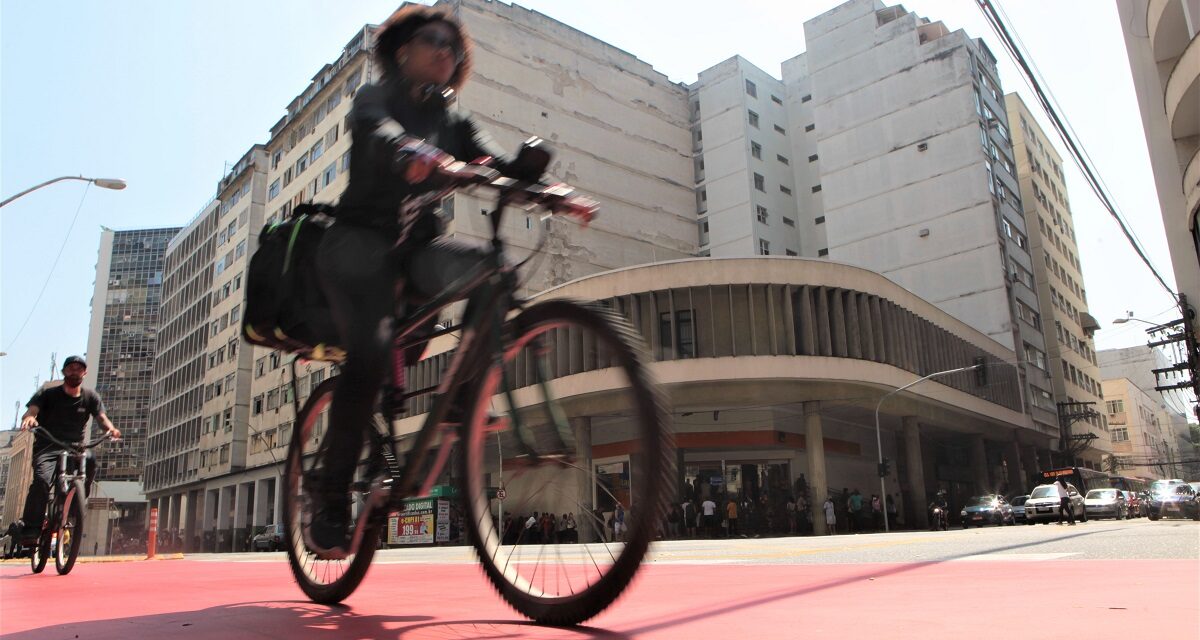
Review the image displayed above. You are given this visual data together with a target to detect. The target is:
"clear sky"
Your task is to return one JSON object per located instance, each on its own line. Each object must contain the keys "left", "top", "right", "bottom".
{"left": 0, "top": 0, "right": 1186, "bottom": 428}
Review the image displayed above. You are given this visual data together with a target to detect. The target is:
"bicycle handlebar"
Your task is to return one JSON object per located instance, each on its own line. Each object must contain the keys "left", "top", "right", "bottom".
{"left": 402, "top": 158, "right": 599, "bottom": 223}
{"left": 30, "top": 426, "right": 115, "bottom": 452}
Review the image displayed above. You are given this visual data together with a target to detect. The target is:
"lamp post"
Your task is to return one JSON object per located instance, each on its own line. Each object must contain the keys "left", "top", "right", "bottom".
{"left": 0, "top": 176, "right": 127, "bottom": 209}
{"left": 874, "top": 363, "right": 984, "bottom": 532}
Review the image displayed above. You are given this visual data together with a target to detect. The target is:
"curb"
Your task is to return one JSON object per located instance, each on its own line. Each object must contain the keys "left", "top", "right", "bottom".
{"left": 1, "top": 552, "right": 185, "bottom": 565}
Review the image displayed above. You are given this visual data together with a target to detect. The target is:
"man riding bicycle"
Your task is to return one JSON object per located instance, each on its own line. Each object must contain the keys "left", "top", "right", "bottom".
{"left": 311, "top": 6, "right": 593, "bottom": 553}
{"left": 16, "top": 355, "right": 121, "bottom": 543}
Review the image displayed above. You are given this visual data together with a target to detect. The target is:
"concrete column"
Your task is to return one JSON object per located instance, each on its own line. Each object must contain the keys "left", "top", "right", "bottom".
{"left": 803, "top": 401, "right": 828, "bottom": 535}
{"left": 273, "top": 477, "right": 284, "bottom": 526}
{"left": 1006, "top": 439, "right": 1027, "bottom": 494}
{"left": 233, "top": 482, "right": 251, "bottom": 551}
{"left": 970, "top": 435, "right": 990, "bottom": 494}
{"left": 572, "top": 417, "right": 596, "bottom": 543}
{"left": 903, "top": 417, "right": 928, "bottom": 529}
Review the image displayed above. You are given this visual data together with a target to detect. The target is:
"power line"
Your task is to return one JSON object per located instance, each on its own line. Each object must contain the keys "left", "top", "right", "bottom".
{"left": 3, "top": 182, "right": 93, "bottom": 352}
{"left": 975, "top": 0, "right": 1176, "bottom": 300}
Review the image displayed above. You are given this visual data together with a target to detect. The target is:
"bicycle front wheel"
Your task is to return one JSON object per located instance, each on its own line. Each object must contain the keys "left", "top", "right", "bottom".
{"left": 460, "top": 299, "right": 673, "bottom": 625}
{"left": 29, "top": 518, "right": 49, "bottom": 575}
{"left": 283, "top": 377, "right": 385, "bottom": 604}
{"left": 55, "top": 481, "right": 85, "bottom": 574}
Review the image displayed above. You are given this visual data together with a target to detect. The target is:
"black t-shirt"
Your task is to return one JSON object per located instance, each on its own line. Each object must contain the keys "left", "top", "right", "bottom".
{"left": 27, "top": 385, "right": 104, "bottom": 451}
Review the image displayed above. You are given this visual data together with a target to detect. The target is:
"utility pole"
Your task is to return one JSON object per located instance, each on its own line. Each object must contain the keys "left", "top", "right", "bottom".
{"left": 1151, "top": 294, "right": 1199, "bottom": 421}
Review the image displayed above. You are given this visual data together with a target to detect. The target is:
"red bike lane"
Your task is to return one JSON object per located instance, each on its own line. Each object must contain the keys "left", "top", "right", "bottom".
{"left": 1, "top": 558, "right": 1195, "bottom": 639}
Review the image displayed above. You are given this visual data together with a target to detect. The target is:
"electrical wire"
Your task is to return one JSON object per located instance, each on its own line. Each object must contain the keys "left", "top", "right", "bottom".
{"left": 975, "top": 0, "right": 1177, "bottom": 300}
{"left": 4, "top": 182, "right": 92, "bottom": 352}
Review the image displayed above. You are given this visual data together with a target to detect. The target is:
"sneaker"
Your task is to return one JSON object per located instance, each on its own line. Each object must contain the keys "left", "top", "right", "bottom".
{"left": 309, "top": 493, "right": 351, "bottom": 553}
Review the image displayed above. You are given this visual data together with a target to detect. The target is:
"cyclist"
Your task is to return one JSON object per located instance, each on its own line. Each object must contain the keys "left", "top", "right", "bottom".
{"left": 311, "top": 5, "right": 592, "bottom": 552}
{"left": 16, "top": 356, "right": 120, "bottom": 543}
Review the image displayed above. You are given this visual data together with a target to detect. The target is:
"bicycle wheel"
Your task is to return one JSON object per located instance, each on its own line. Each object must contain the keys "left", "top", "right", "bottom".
{"left": 30, "top": 507, "right": 51, "bottom": 574}
{"left": 460, "top": 298, "right": 673, "bottom": 625}
{"left": 55, "top": 480, "right": 85, "bottom": 575}
{"left": 283, "top": 377, "right": 386, "bottom": 604}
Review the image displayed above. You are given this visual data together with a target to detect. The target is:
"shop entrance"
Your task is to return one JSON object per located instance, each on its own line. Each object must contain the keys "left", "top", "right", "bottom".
{"left": 683, "top": 460, "right": 792, "bottom": 535}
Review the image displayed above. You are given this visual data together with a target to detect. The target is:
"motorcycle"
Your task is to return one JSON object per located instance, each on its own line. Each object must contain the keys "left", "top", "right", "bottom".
{"left": 929, "top": 505, "right": 948, "bottom": 531}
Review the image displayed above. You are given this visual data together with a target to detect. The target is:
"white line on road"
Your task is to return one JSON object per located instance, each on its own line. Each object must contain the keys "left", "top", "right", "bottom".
{"left": 949, "top": 552, "right": 1080, "bottom": 562}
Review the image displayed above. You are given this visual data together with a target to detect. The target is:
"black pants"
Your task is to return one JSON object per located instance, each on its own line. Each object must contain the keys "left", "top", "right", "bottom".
{"left": 316, "top": 224, "right": 491, "bottom": 494}
{"left": 1058, "top": 497, "right": 1075, "bottom": 524}
{"left": 21, "top": 448, "right": 95, "bottom": 528}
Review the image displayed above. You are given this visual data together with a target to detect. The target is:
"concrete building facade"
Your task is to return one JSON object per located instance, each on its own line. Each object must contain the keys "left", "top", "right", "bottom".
{"left": 1117, "top": 0, "right": 1200, "bottom": 319}
{"left": 84, "top": 227, "right": 179, "bottom": 481}
{"left": 1005, "top": 93, "right": 1108, "bottom": 467}
{"left": 1102, "top": 377, "right": 1186, "bottom": 480}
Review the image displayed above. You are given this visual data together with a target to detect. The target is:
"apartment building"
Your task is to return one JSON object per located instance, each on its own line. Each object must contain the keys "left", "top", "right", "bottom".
{"left": 1103, "top": 377, "right": 1184, "bottom": 480}
{"left": 1117, "top": 0, "right": 1200, "bottom": 319}
{"left": 1006, "top": 93, "right": 1108, "bottom": 468}
{"left": 84, "top": 227, "right": 180, "bottom": 481}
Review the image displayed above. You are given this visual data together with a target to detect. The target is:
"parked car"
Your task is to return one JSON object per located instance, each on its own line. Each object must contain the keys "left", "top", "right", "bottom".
{"left": 959, "top": 494, "right": 1015, "bottom": 527}
{"left": 252, "top": 523, "right": 285, "bottom": 551}
{"left": 1083, "top": 489, "right": 1128, "bottom": 520}
{"left": 1010, "top": 494, "right": 1030, "bottom": 523}
{"left": 1024, "top": 483, "right": 1087, "bottom": 523}
{"left": 1147, "top": 483, "right": 1200, "bottom": 521}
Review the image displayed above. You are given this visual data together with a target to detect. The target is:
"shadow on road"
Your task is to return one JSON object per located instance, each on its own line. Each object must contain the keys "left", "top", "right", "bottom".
{"left": 624, "top": 527, "right": 1118, "bottom": 635}
{"left": 4, "top": 599, "right": 632, "bottom": 640}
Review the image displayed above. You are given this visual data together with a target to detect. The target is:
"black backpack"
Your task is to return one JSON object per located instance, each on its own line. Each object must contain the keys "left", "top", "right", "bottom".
{"left": 242, "top": 204, "right": 344, "bottom": 362}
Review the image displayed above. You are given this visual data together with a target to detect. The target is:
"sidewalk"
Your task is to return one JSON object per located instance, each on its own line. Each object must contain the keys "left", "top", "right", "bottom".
{"left": 0, "top": 552, "right": 184, "bottom": 564}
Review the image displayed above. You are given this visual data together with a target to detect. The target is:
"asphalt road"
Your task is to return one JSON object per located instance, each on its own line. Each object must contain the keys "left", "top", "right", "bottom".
{"left": 3, "top": 518, "right": 1197, "bottom": 639}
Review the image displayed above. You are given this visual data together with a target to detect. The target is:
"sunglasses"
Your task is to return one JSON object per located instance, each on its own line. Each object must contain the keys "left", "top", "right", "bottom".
{"left": 412, "top": 30, "right": 464, "bottom": 64}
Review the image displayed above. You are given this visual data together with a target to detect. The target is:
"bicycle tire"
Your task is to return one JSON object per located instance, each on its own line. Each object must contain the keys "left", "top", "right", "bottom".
{"left": 283, "top": 377, "right": 383, "bottom": 604}
{"left": 460, "top": 298, "right": 673, "bottom": 625}
{"left": 55, "top": 480, "right": 85, "bottom": 575}
{"left": 30, "top": 506, "right": 51, "bottom": 574}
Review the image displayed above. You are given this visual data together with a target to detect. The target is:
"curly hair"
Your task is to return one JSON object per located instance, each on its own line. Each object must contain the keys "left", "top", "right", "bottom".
{"left": 374, "top": 4, "right": 473, "bottom": 91}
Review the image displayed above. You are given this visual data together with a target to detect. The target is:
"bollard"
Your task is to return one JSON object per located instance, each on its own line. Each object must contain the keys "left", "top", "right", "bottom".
{"left": 147, "top": 507, "right": 158, "bottom": 559}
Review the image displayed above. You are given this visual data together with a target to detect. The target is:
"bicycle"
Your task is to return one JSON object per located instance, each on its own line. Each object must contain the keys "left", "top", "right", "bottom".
{"left": 282, "top": 141, "right": 674, "bottom": 625}
{"left": 27, "top": 427, "right": 113, "bottom": 575}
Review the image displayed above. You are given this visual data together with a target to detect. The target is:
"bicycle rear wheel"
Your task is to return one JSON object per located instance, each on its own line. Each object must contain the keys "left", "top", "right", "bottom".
{"left": 460, "top": 299, "right": 673, "bottom": 625}
{"left": 55, "top": 481, "right": 85, "bottom": 575}
{"left": 283, "top": 377, "right": 386, "bottom": 604}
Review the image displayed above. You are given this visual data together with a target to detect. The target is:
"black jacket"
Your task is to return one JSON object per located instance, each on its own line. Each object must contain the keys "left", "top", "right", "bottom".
{"left": 336, "top": 79, "right": 510, "bottom": 243}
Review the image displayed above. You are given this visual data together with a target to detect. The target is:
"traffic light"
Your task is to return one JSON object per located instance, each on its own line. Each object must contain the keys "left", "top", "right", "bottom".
{"left": 973, "top": 356, "right": 987, "bottom": 386}
{"left": 877, "top": 458, "right": 891, "bottom": 478}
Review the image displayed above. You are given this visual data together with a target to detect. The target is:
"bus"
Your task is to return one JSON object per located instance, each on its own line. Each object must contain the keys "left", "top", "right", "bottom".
{"left": 1038, "top": 467, "right": 1110, "bottom": 494}
{"left": 1106, "top": 475, "right": 1148, "bottom": 495}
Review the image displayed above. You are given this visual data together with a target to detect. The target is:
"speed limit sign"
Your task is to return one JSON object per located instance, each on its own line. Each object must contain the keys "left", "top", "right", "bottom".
{"left": 497, "top": 488, "right": 507, "bottom": 501}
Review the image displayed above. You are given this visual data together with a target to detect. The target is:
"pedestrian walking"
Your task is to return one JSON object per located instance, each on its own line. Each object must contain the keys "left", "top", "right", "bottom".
{"left": 1056, "top": 478, "right": 1076, "bottom": 525}
{"left": 683, "top": 501, "right": 698, "bottom": 538}
{"left": 871, "top": 494, "right": 883, "bottom": 531}
{"left": 701, "top": 497, "right": 718, "bottom": 538}
{"left": 823, "top": 496, "right": 836, "bottom": 535}
{"left": 726, "top": 497, "right": 740, "bottom": 537}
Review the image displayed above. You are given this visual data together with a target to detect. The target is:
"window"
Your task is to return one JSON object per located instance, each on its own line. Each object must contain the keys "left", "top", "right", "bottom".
{"left": 269, "top": 351, "right": 281, "bottom": 369}
{"left": 748, "top": 111, "right": 759, "bottom": 128}
{"left": 230, "top": 304, "right": 241, "bottom": 324}
{"left": 777, "top": 154, "right": 789, "bottom": 165}
{"left": 745, "top": 79, "right": 757, "bottom": 97}
{"left": 817, "top": 248, "right": 829, "bottom": 257}
{"left": 1106, "top": 399, "right": 1125, "bottom": 414}
{"left": 783, "top": 217, "right": 795, "bottom": 227}
{"left": 753, "top": 173, "right": 765, "bottom": 191}
{"left": 751, "top": 141, "right": 762, "bottom": 159}
{"left": 296, "top": 154, "right": 308, "bottom": 174}
{"left": 253, "top": 395, "right": 263, "bottom": 415}
{"left": 811, "top": 184, "right": 822, "bottom": 193}
{"left": 283, "top": 167, "right": 293, "bottom": 188}
{"left": 1023, "top": 342, "right": 1047, "bottom": 371}
{"left": 675, "top": 310, "right": 696, "bottom": 358}
{"left": 773, "top": 124, "right": 786, "bottom": 134}
{"left": 322, "top": 162, "right": 337, "bottom": 187}
{"left": 325, "top": 125, "right": 338, "bottom": 147}
{"left": 267, "top": 389, "right": 279, "bottom": 411}
{"left": 235, "top": 239, "right": 246, "bottom": 259}
{"left": 780, "top": 185, "right": 792, "bottom": 195}
{"left": 1111, "top": 427, "right": 1128, "bottom": 443}
{"left": 801, "top": 94, "right": 812, "bottom": 103}
{"left": 758, "top": 239, "right": 770, "bottom": 255}
{"left": 756, "top": 205, "right": 768, "bottom": 223}
{"left": 808, "top": 154, "right": 818, "bottom": 162}
{"left": 268, "top": 179, "right": 281, "bottom": 201}
{"left": 341, "top": 150, "right": 351, "bottom": 172}
{"left": 814, "top": 216, "right": 825, "bottom": 225}
{"left": 255, "top": 357, "right": 266, "bottom": 378}
{"left": 804, "top": 123, "right": 815, "bottom": 132}
{"left": 770, "top": 94, "right": 783, "bottom": 105}
{"left": 785, "top": 249, "right": 797, "bottom": 256}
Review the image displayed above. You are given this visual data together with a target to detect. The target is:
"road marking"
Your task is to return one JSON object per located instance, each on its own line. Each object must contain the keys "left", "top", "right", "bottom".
{"left": 949, "top": 552, "right": 1080, "bottom": 562}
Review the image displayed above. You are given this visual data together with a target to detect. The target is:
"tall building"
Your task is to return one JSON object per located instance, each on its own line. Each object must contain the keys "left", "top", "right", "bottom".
{"left": 1117, "top": 0, "right": 1199, "bottom": 321}
{"left": 690, "top": 57, "right": 801, "bottom": 258}
{"left": 784, "top": 0, "right": 1055, "bottom": 441}
{"left": 0, "top": 429, "right": 19, "bottom": 520}
{"left": 1005, "top": 93, "right": 1108, "bottom": 468}
{"left": 1100, "top": 346, "right": 1197, "bottom": 477}
{"left": 0, "top": 430, "right": 32, "bottom": 527}
{"left": 85, "top": 227, "right": 180, "bottom": 481}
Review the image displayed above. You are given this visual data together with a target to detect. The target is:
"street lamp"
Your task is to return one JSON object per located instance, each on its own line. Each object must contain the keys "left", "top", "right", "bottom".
{"left": 873, "top": 363, "right": 983, "bottom": 532}
{"left": 0, "top": 175, "right": 127, "bottom": 209}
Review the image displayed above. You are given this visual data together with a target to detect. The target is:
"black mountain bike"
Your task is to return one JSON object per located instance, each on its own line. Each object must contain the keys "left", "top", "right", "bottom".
{"left": 28, "top": 427, "right": 113, "bottom": 575}
{"left": 283, "top": 143, "right": 674, "bottom": 625}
